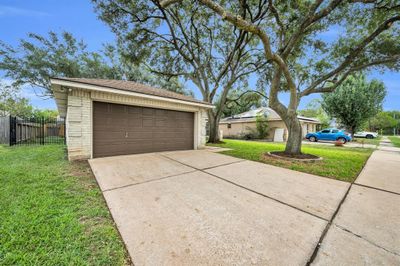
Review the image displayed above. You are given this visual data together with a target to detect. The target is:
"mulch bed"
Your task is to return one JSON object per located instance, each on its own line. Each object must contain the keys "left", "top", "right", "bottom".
{"left": 265, "top": 151, "right": 323, "bottom": 162}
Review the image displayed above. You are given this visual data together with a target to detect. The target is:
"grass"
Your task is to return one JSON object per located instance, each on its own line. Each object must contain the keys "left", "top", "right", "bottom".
{"left": 353, "top": 136, "right": 381, "bottom": 146}
{"left": 0, "top": 145, "right": 129, "bottom": 265}
{"left": 209, "top": 139, "right": 373, "bottom": 182}
{"left": 388, "top": 136, "right": 400, "bottom": 147}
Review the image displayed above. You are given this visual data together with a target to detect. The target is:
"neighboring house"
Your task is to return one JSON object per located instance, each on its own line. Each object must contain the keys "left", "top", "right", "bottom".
{"left": 219, "top": 107, "right": 320, "bottom": 142}
{"left": 50, "top": 78, "right": 213, "bottom": 160}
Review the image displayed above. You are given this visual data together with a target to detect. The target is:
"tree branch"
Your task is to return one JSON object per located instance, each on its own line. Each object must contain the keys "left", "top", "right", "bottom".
{"left": 225, "top": 90, "right": 268, "bottom": 108}
{"left": 302, "top": 55, "right": 400, "bottom": 96}
{"left": 302, "top": 15, "right": 400, "bottom": 96}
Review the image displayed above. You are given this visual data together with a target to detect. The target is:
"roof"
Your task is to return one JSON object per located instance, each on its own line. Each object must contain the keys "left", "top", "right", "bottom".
{"left": 220, "top": 107, "right": 320, "bottom": 123}
{"left": 51, "top": 77, "right": 213, "bottom": 106}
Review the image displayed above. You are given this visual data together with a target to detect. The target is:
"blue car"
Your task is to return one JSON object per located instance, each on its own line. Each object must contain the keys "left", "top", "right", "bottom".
{"left": 306, "top": 128, "right": 352, "bottom": 143}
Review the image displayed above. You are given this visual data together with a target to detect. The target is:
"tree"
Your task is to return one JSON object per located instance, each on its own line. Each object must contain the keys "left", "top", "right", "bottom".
{"left": 0, "top": 31, "right": 189, "bottom": 97}
{"left": 0, "top": 82, "right": 33, "bottom": 117}
{"left": 161, "top": 0, "right": 400, "bottom": 155}
{"left": 298, "top": 99, "right": 330, "bottom": 129}
{"left": 369, "top": 111, "right": 398, "bottom": 134}
{"left": 32, "top": 109, "right": 59, "bottom": 120}
{"left": 92, "top": 0, "right": 265, "bottom": 143}
{"left": 255, "top": 113, "right": 269, "bottom": 139}
{"left": 322, "top": 75, "right": 386, "bottom": 136}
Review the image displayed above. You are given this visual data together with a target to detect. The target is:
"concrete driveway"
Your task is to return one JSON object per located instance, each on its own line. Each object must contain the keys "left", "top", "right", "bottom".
{"left": 89, "top": 149, "right": 400, "bottom": 265}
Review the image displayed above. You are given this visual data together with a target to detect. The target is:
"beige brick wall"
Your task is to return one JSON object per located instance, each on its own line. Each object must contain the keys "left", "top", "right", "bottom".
{"left": 66, "top": 90, "right": 92, "bottom": 160}
{"left": 66, "top": 88, "right": 208, "bottom": 160}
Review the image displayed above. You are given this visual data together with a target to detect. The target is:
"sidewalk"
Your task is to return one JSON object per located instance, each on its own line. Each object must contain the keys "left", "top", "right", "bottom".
{"left": 312, "top": 137, "right": 400, "bottom": 265}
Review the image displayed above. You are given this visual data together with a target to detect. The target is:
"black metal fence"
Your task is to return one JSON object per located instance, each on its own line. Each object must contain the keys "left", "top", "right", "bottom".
{"left": 9, "top": 116, "right": 65, "bottom": 146}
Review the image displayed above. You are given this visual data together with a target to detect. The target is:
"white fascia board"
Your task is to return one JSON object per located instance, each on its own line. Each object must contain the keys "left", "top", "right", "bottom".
{"left": 50, "top": 79, "right": 214, "bottom": 109}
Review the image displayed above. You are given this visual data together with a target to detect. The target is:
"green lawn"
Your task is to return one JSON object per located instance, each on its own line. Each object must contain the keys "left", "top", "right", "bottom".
{"left": 0, "top": 145, "right": 129, "bottom": 265}
{"left": 388, "top": 136, "right": 400, "bottom": 147}
{"left": 209, "top": 139, "right": 373, "bottom": 182}
{"left": 353, "top": 136, "right": 381, "bottom": 146}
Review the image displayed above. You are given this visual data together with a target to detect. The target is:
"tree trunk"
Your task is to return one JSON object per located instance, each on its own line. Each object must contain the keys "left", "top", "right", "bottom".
{"left": 207, "top": 111, "right": 221, "bottom": 143}
{"left": 350, "top": 126, "right": 356, "bottom": 139}
{"left": 282, "top": 114, "right": 303, "bottom": 155}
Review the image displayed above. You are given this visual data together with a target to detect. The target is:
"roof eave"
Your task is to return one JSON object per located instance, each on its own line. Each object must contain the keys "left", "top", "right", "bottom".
{"left": 51, "top": 84, "right": 68, "bottom": 118}
{"left": 50, "top": 78, "right": 214, "bottom": 109}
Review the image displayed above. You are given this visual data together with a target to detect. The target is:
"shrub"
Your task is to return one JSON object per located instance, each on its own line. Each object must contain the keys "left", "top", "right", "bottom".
{"left": 256, "top": 114, "right": 269, "bottom": 139}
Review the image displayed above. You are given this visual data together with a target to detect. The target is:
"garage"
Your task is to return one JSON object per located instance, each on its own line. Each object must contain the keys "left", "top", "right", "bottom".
{"left": 50, "top": 77, "right": 212, "bottom": 160}
{"left": 93, "top": 102, "right": 194, "bottom": 158}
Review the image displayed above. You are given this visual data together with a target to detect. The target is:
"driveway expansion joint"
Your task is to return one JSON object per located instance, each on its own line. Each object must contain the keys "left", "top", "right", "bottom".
{"left": 353, "top": 183, "right": 400, "bottom": 196}
{"left": 306, "top": 175, "right": 354, "bottom": 265}
{"left": 102, "top": 169, "right": 198, "bottom": 193}
{"left": 334, "top": 224, "right": 400, "bottom": 257}
{"left": 159, "top": 153, "right": 245, "bottom": 171}
{"left": 205, "top": 171, "right": 329, "bottom": 222}
{"left": 161, "top": 153, "right": 329, "bottom": 222}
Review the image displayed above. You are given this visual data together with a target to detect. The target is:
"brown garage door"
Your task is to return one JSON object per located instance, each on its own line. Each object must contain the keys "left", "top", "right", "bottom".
{"left": 93, "top": 102, "right": 194, "bottom": 158}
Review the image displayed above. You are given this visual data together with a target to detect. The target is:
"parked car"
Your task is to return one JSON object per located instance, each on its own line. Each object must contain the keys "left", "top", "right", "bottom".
{"left": 306, "top": 128, "right": 352, "bottom": 143}
{"left": 353, "top": 131, "right": 378, "bottom": 139}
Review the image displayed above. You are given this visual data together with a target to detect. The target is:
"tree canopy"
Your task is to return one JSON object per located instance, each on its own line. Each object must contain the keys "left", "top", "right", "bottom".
{"left": 0, "top": 82, "right": 33, "bottom": 117}
{"left": 161, "top": 0, "right": 400, "bottom": 154}
{"left": 298, "top": 99, "right": 330, "bottom": 129}
{"left": 369, "top": 111, "right": 399, "bottom": 134}
{"left": 0, "top": 31, "right": 189, "bottom": 97}
{"left": 92, "top": 0, "right": 266, "bottom": 142}
{"left": 0, "top": 82, "right": 58, "bottom": 118}
{"left": 219, "top": 88, "right": 265, "bottom": 118}
{"left": 322, "top": 75, "right": 386, "bottom": 135}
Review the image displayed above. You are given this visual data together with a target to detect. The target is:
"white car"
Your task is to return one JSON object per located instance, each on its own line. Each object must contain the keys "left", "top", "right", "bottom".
{"left": 353, "top": 131, "right": 379, "bottom": 139}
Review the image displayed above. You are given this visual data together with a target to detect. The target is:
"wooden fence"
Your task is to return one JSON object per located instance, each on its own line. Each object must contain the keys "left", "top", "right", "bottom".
{"left": 0, "top": 116, "right": 10, "bottom": 144}
{"left": 0, "top": 116, "right": 66, "bottom": 146}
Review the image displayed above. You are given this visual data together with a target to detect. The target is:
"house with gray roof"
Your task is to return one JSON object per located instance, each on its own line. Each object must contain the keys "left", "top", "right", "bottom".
{"left": 219, "top": 107, "right": 320, "bottom": 142}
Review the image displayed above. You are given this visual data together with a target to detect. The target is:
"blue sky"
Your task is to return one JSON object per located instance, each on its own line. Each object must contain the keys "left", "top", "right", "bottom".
{"left": 1, "top": 0, "right": 399, "bottom": 111}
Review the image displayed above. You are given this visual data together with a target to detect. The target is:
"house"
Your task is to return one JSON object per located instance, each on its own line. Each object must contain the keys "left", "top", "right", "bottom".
{"left": 219, "top": 107, "right": 320, "bottom": 142}
{"left": 50, "top": 78, "right": 213, "bottom": 160}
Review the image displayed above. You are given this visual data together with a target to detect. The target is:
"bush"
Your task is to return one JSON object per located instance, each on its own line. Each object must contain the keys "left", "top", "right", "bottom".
{"left": 236, "top": 132, "right": 257, "bottom": 140}
{"left": 256, "top": 114, "right": 269, "bottom": 139}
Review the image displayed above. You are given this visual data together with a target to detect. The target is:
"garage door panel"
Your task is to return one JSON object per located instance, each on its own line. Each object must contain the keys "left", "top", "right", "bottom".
{"left": 94, "top": 102, "right": 125, "bottom": 115}
{"left": 126, "top": 106, "right": 141, "bottom": 114}
{"left": 94, "top": 130, "right": 126, "bottom": 140}
{"left": 142, "top": 117, "right": 155, "bottom": 127}
{"left": 124, "top": 142, "right": 155, "bottom": 154}
{"left": 94, "top": 118, "right": 128, "bottom": 130}
{"left": 93, "top": 102, "right": 194, "bottom": 158}
{"left": 126, "top": 131, "right": 155, "bottom": 139}
{"left": 142, "top": 108, "right": 155, "bottom": 116}
{"left": 153, "top": 132, "right": 187, "bottom": 139}
{"left": 94, "top": 143, "right": 127, "bottom": 155}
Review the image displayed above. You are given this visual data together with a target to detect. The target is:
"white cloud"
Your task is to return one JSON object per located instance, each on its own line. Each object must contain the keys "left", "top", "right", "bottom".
{"left": 0, "top": 5, "right": 50, "bottom": 18}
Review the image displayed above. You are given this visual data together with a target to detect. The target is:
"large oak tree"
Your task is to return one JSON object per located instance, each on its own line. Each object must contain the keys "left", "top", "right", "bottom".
{"left": 161, "top": 0, "right": 400, "bottom": 154}
{"left": 92, "top": 0, "right": 266, "bottom": 142}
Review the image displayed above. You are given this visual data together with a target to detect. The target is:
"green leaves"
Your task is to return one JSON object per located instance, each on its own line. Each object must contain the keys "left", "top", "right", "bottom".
{"left": 256, "top": 113, "right": 269, "bottom": 139}
{"left": 0, "top": 82, "right": 33, "bottom": 117}
{"left": 322, "top": 74, "right": 386, "bottom": 133}
{"left": 0, "top": 31, "right": 190, "bottom": 97}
